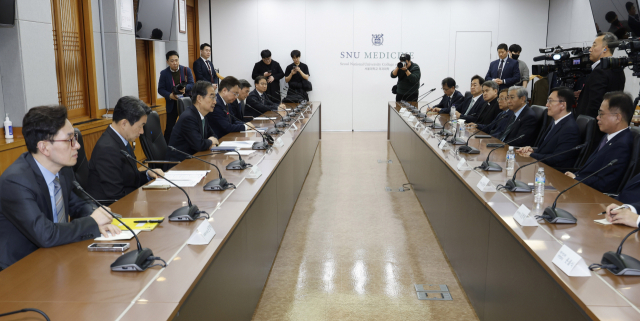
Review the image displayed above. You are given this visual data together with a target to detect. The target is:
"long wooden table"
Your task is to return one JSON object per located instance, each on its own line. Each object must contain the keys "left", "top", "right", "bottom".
{"left": 0, "top": 102, "right": 321, "bottom": 320}
{"left": 388, "top": 101, "right": 640, "bottom": 321}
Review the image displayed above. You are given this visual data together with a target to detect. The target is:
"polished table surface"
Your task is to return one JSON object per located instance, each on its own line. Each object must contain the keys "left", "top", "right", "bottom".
{"left": 0, "top": 102, "right": 321, "bottom": 320}
{"left": 388, "top": 101, "right": 640, "bottom": 320}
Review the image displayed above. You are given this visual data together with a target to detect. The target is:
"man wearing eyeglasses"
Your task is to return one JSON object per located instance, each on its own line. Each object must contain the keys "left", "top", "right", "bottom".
{"left": 206, "top": 76, "right": 255, "bottom": 138}
{"left": 516, "top": 87, "right": 580, "bottom": 170}
{"left": 0, "top": 106, "right": 120, "bottom": 269}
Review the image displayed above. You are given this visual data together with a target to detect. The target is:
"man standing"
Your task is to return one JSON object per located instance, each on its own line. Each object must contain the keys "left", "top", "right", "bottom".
{"left": 485, "top": 43, "right": 521, "bottom": 91}
{"left": 284, "top": 50, "right": 311, "bottom": 103}
{"left": 390, "top": 53, "right": 421, "bottom": 102}
{"left": 158, "top": 51, "right": 195, "bottom": 143}
{"left": 246, "top": 76, "right": 285, "bottom": 118}
{"left": 499, "top": 86, "right": 537, "bottom": 147}
{"left": 430, "top": 77, "right": 464, "bottom": 114}
{"left": 509, "top": 44, "right": 530, "bottom": 88}
{"left": 0, "top": 106, "right": 119, "bottom": 269}
{"left": 192, "top": 43, "right": 219, "bottom": 85}
{"left": 207, "top": 76, "right": 255, "bottom": 138}
{"left": 251, "top": 50, "right": 285, "bottom": 104}
{"left": 88, "top": 97, "right": 164, "bottom": 205}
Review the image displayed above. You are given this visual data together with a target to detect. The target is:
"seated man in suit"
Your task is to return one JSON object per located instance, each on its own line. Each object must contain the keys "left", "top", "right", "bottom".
{"left": 158, "top": 50, "right": 195, "bottom": 144}
{"left": 516, "top": 87, "right": 580, "bottom": 169}
{"left": 456, "top": 75, "right": 486, "bottom": 122}
{"left": 0, "top": 106, "right": 118, "bottom": 269}
{"left": 252, "top": 50, "right": 285, "bottom": 104}
{"left": 206, "top": 76, "right": 256, "bottom": 138}
{"left": 193, "top": 43, "right": 219, "bottom": 85}
{"left": 166, "top": 81, "right": 221, "bottom": 166}
{"left": 246, "top": 76, "right": 285, "bottom": 118}
{"left": 474, "top": 80, "right": 501, "bottom": 126}
{"left": 87, "top": 97, "right": 164, "bottom": 205}
{"left": 429, "top": 77, "right": 464, "bottom": 114}
{"left": 478, "top": 89, "right": 513, "bottom": 137}
{"left": 229, "top": 79, "right": 251, "bottom": 121}
{"left": 565, "top": 91, "right": 634, "bottom": 194}
{"left": 497, "top": 86, "right": 537, "bottom": 147}
{"left": 485, "top": 43, "right": 521, "bottom": 91}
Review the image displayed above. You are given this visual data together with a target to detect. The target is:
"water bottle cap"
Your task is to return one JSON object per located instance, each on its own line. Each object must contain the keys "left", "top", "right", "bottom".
{"left": 508, "top": 146, "right": 514, "bottom": 150}
{"left": 538, "top": 167, "right": 545, "bottom": 172}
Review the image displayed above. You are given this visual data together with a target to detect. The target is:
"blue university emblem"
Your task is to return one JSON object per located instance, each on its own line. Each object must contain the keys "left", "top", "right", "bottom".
{"left": 372, "top": 34, "right": 384, "bottom": 46}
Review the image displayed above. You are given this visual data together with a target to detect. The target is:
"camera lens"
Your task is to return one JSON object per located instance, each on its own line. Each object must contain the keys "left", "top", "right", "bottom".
{"left": 397, "top": 62, "right": 406, "bottom": 68}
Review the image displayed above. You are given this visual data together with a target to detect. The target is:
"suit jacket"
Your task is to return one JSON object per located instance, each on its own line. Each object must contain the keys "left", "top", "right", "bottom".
{"left": 166, "top": 105, "right": 217, "bottom": 163}
{"left": 485, "top": 58, "right": 521, "bottom": 91}
{"left": 0, "top": 153, "right": 99, "bottom": 269}
{"left": 530, "top": 114, "right": 581, "bottom": 169}
{"left": 501, "top": 105, "right": 538, "bottom": 147}
{"left": 480, "top": 110, "right": 512, "bottom": 137}
{"left": 87, "top": 126, "right": 149, "bottom": 205}
{"left": 246, "top": 89, "right": 278, "bottom": 118}
{"left": 575, "top": 63, "right": 626, "bottom": 119}
{"left": 252, "top": 60, "right": 284, "bottom": 103}
{"left": 192, "top": 58, "right": 218, "bottom": 84}
{"left": 575, "top": 128, "right": 633, "bottom": 194}
{"left": 435, "top": 90, "right": 464, "bottom": 114}
{"left": 617, "top": 172, "right": 640, "bottom": 205}
{"left": 458, "top": 95, "right": 486, "bottom": 123}
{"left": 229, "top": 99, "right": 245, "bottom": 121}
{"left": 158, "top": 65, "right": 195, "bottom": 114}
{"left": 206, "top": 94, "right": 246, "bottom": 139}
{"left": 475, "top": 98, "right": 501, "bottom": 126}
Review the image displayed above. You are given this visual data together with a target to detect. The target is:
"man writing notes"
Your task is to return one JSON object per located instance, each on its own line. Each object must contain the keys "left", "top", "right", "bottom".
{"left": 251, "top": 50, "right": 284, "bottom": 104}
{"left": 486, "top": 43, "right": 521, "bottom": 91}
{"left": 193, "top": 43, "right": 219, "bottom": 85}
{"left": 0, "top": 106, "right": 119, "bottom": 269}
{"left": 246, "top": 76, "right": 285, "bottom": 118}
{"left": 88, "top": 97, "right": 164, "bottom": 205}
{"left": 430, "top": 77, "right": 464, "bottom": 114}
{"left": 207, "top": 76, "right": 256, "bottom": 138}
{"left": 158, "top": 50, "right": 195, "bottom": 143}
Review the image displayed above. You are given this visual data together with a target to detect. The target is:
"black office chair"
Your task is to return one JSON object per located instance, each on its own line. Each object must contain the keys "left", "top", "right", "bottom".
{"left": 177, "top": 97, "right": 192, "bottom": 116}
{"left": 464, "top": 91, "right": 472, "bottom": 100}
{"left": 139, "top": 111, "right": 180, "bottom": 169}
{"left": 530, "top": 105, "right": 548, "bottom": 147}
{"left": 72, "top": 128, "right": 90, "bottom": 189}
{"left": 615, "top": 127, "right": 640, "bottom": 194}
{"left": 573, "top": 115, "right": 596, "bottom": 169}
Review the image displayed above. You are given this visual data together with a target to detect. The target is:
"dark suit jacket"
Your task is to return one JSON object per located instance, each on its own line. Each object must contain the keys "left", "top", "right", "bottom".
{"left": 575, "top": 128, "right": 633, "bottom": 194}
{"left": 618, "top": 172, "right": 640, "bottom": 205}
{"left": 480, "top": 110, "right": 512, "bottom": 137}
{"left": 475, "top": 98, "right": 501, "bottom": 125}
{"left": 575, "top": 63, "right": 626, "bottom": 119}
{"left": 87, "top": 126, "right": 148, "bottom": 204}
{"left": 435, "top": 90, "right": 464, "bottom": 114}
{"left": 229, "top": 99, "right": 245, "bottom": 121}
{"left": 485, "top": 58, "right": 521, "bottom": 91}
{"left": 502, "top": 105, "right": 538, "bottom": 147}
{"left": 158, "top": 65, "right": 195, "bottom": 114}
{"left": 206, "top": 94, "right": 246, "bottom": 139}
{"left": 192, "top": 58, "right": 218, "bottom": 84}
{"left": 0, "top": 153, "right": 99, "bottom": 269}
{"left": 252, "top": 60, "right": 285, "bottom": 103}
{"left": 458, "top": 95, "right": 485, "bottom": 123}
{"left": 530, "top": 114, "right": 581, "bottom": 169}
{"left": 166, "top": 105, "right": 217, "bottom": 163}
{"left": 246, "top": 89, "right": 278, "bottom": 118}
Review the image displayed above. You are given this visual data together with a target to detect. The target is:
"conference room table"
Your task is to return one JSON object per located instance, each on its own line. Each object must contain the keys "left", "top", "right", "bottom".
{"left": 0, "top": 102, "right": 321, "bottom": 320}
{"left": 388, "top": 101, "right": 640, "bottom": 321}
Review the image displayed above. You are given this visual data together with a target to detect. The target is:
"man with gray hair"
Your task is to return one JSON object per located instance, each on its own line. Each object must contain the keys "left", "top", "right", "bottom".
{"left": 499, "top": 86, "right": 538, "bottom": 147}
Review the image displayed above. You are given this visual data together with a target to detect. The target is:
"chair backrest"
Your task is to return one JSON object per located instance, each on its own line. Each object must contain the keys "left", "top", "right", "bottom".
{"left": 617, "top": 126, "right": 640, "bottom": 193}
{"left": 464, "top": 91, "right": 472, "bottom": 100}
{"left": 72, "top": 128, "right": 90, "bottom": 189}
{"left": 574, "top": 115, "right": 596, "bottom": 168}
{"left": 139, "top": 111, "right": 168, "bottom": 169}
{"left": 530, "top": 105, "right": 548, "bottom": 147}
{"left": 177, "top": 97, "right": 192, "bottom": 116}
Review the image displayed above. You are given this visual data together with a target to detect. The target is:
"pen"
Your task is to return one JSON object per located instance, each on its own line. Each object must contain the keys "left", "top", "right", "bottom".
{"left": 598, "top": 205, "right": 629, "bottom": 215}
{"left": 133, "top": 220, "right": 164, "bottom": 223}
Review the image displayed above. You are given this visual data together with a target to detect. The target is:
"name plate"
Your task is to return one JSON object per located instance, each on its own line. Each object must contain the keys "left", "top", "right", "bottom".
{"left": 513, "top": 204, "right": 537, "bottom": 227}
{"left": 552, "top": 245, "right": 591, "bottom": 277}
{"left": 476, "top": 176, "right": 495, "bottom": 192}
{"left": 290, "top": 122, "right": 298, "bottom": 130}
{"left": 274, "top": 137, "right": 284, "bottom": 148}
{"left": 187, "top": 219, "right": 216, "bottom": 245}
{"left": 456, "top": 158, "right": 471, "bottom": 171}
{"left": 438, "top": 139, "right": 447, "bottom": 149}
{"left": 246, "top": 165, "right": 262, "bottom": 179}
{"left": 408, "top": 115, "right": 416, "bottom": 122}
{"left": 399, "top": 107, "right": 407, "bottom": 113}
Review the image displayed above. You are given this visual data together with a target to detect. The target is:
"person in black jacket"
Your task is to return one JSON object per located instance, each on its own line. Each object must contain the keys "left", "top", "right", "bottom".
{"left": 251, "top": 50, "right": 284, "bottom": 103}
{"left": 284, "top": 50, "right": 310, "bottom": 103}
{"left": 192, "top": 43, "right": 219, "bottom": 85}
{"left": 456, "top": 75, "right": 486, "bottom": 121}
{"left": 87, "top": 97, "right": 164, "bottom": 205}
{"left": 474, "top": 80, "right": 501, "bottom": 126}
{"left": 206, "top": 76, "right": 255, "bottom": 138}
{"left": 479, "top": 89, "right": 513, "bottom": 137}
{"left": 246, "top": 76, "right": 285, "bottom": 118}
{"left": 516, "top": 87, "right": 580, "bottom": 170}
{"left": 499, "top": 86, "right": 538, "bottom": 147}
{"left": 229, "top": 79, "right": 251, "bottom": 121}
{"left": 0, "top": 106, "right": 118, "bottom": 269}
{"left": 430, "top": 77, "right": 464, "bottom": 114}
{"left": 166, "top": 81, "right": 221, "bottom": 166}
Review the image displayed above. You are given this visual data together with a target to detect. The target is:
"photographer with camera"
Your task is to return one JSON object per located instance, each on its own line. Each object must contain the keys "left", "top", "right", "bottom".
{"left": 158, "top": 50, "right": 195, "bottom": 143}
{"left": 284, "top": 50, "right": 311, "bottom": 103}
{"left": 390, "top": 53, "right": 421, "bottom": 102}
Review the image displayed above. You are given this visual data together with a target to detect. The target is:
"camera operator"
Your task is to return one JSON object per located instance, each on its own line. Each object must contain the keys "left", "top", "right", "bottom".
{"left": 391, "top": 53, "right": 421, "bottom": 102}
{"left": 158, "top": 50, "right": 194, "bottom": 143}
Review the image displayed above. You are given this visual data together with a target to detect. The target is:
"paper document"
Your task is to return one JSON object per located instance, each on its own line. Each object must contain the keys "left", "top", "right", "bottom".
{"left": 95, "top": 230, "right": 140, "bottom": 241}
{"left": 253, "top": 117, "right": 277, "bottom": 120}
{"left": 594, "top": 219, "right": 613, "bottom": 225}
{"left": 147, "top": 178, "right": 200, "bottom": 188}
{"left": 225, "top": 150, "right": 255, "bottom": 156}
{"left": 219, "top": 141, "right": 255, "bottom": 149}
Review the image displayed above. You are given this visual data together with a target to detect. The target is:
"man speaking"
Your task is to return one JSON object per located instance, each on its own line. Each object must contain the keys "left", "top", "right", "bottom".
{"left": 391, "top": 53, "right": 421, "bottom": 102}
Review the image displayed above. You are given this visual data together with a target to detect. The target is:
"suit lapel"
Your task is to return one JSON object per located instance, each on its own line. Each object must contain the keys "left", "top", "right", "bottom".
{"left": 25, "top": 154, "right": 54, "bottom": 221}
{"left": 582, "top": 129, "right": 627, "bottom": 167}
{"left": 106, "top": 126, "right": 139, "bottom": 185}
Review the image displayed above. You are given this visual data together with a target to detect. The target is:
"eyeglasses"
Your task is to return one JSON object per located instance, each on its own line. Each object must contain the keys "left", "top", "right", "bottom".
{"left": 507, "top": 95, "right": 519, "bottom": 100}
{"left": 597, "top": 111, "right": 619, "bottom": 117}
{"left": 546, "top": 99, "right": 565, "bottom": 104}
{"left": 231, "top": 91, "right": 240, "bottom": 97}
{"left": 498, "top": 97, "right": 507, "bottom": 101}
{"left": 49, "top": 133, "right": 78, "bottom": 146}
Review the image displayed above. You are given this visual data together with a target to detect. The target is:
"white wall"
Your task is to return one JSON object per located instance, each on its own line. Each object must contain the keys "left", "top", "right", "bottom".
{"left": 202, "top": 0, "right": 550, "bottom": 131}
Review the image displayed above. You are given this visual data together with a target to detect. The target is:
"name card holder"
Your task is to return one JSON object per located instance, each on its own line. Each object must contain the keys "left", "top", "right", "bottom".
{"left": 246, "top": 165, "right": 262, "bottom": 179}
{"left": 408, "top": 115, "right": 416, "bottom": 122}
{"left": 513, "top": 204, "right": 537, "bottom": 226}
{"left": 274, "top": 137, "right": 284, "bottom": 148}
{"left": 438, "top": 139, "right": 447, "bottom": 149}
{"left": 552, "top": 245, "right": 591, "bottom": 277}
{"left": 476, "top": 176, "right": 496, "bottom": 192}
{"left": 456, "top": 158, "right": 472, "bottom": 171}
{"left": 187, "top": 219, "right": 216, "bottom": 245}
{"left": 399, "top": 107, "right": 407, "bottom": 113}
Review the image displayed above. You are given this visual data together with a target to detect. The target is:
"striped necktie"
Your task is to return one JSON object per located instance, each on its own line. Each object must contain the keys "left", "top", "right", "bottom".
{"left": 53, "top": 177, "right": 67, "bottom": 223}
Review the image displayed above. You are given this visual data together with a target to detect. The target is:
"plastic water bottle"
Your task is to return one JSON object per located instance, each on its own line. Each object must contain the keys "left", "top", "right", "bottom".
{"left": 4, "top": 114, "right": 12, "bottom": 139}
{"left": 535, "top": 168, "right": 545, "bottom": 204}
{"left": 450, "top": 106, "right": 457, "bottom": 122}
{"left": 506, "top": 146, "right": 515, "bottom": 171}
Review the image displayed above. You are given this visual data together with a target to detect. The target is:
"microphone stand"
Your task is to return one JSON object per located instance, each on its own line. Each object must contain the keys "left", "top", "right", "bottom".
{"left": 244, "top": 103, "right": 282, "bottom": 135}
{"left": 229, "top": 113, "right": 272, "bottom": 149}
{"left": 477, "top": 134, "right": 525, "bottom": 172}
{"left": 401, "top": 82, "right": 425, "bottom": 110}
{"left": 413, "top": 88, "right": 436, "bottom": 116}
{"left": 167, "top": 146, "right": 235, "bottom": 191}
{"left": 448, "top": 121, "right": 466, "bottom": 145}
{"left": 268, "top": 93, "right": 298, "bottom": 117}
{"left": 419, "top": 95, "right": 442, "bottom": 123}
{"left": 120, "top": 150, "right": 201, "bottom": 221}
{"left": 458, "top": 112, "right": 510, "bottom": 154}
{"left": 598, "top": 228, "right": 640, "bottom": 276}
{"left": 202, "top": 147, "right": 249, "bottom": 170}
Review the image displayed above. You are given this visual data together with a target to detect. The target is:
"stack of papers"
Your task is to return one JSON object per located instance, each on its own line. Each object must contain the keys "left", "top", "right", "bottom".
{"left": 95, "top": 230, "right": 140, "bottom": 241}
{"left": 144, "top": 170, "right": 210, "bottom": 188}
{"left": 219, "top": 141, "right": 256, "bottom": 149}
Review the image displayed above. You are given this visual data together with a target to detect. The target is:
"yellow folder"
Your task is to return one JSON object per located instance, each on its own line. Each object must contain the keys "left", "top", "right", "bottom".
{"left": 111, "top": 217, "right": 164, "bottom": 231}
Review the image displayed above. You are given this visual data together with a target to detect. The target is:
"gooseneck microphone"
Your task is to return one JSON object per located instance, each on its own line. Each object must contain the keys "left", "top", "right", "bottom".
{"left": 419, "top": 96, "right": 442, "bottom": 123}
{"left": 204, "top": 147, "right": 249, "bottom": 170}
{"left": 457, "top": 112, "right": 509, "bottom": 154}
{"left": 229, "top": 113, "right": 272, "bottom": 149}
{"left": 120, "top": 150, "right": 201, "bottom": 221}
{"left": 0, "top": 308, "right": 51, "bottom": 320}
{"left": 538, "top": 159, "right": 618, "bottom": 224}
{"left": 413, "top": 88, "right": 437, "bottom": 116}
{"left": 477, "top": 134, "right": 525, "bottom": 172}
{"left": 592, "top": 228, "right": 640, "bottom": 276}
{"left": 448, "top": 121, "right": 465, "bottom": 145}
{"left": 167, "top": 146, "right": 234, "bottom": 191}
{"left": 244, "top": 103, "right": 282, "bottom": 135}
{"left": 504, "top": 144, "right": 584, "bottom": 192}
{"left": 401, "top": 82, "right": 425, "bottom": 106}
{"left": 73, "top": 181, "right": 166, "bottom": 272}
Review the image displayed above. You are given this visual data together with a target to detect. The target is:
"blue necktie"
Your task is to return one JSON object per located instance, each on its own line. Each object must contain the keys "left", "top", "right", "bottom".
{"left": 53, "top": 177, "right": 66, "bottom": 223}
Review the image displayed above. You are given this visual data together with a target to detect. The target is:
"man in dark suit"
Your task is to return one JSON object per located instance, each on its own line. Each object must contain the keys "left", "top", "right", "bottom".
{"left": 430, "top": 77, "right": 464, "bottom": 114}
{"left": 251, "top": 50, "right": 285, "bottom": 103}
{"left": 206, "top": 76, "right": 255, "bottom": 139}
{"left": 457, "top": 75, "right": 486, "bottom": 122}
{"left": 229, "top": 79, "right": 251, "bottom": 121}
{"left": 485, "top": 43, "right": 521, "bottom": 91}
{"left": 87, "top": 97, "right": 164, "bottom": 205}
{"left": 166, "top": 81, "right": 221, "bottom": 166}
{"left": 565, "top": 91, "right": 635, "bottom": 194}
{"left": 516, "top": 87, "right": 580, "bottom": 169}
{"left": 246, "top": 76, "right": 285, "bottom": 118}
{"left": 0, "top": 106, "right": 118, "bottom": 269}
{"left": 158, "top": 50, "right": 195, "bottom": 143}
{"left": 499, "top": 86, "right": 538, "bottom": 147}
{"left": 192, "top": 43, "right": 219, "bottom": 85}
{"left": 479, "top": 89, "right": 513, "bottom": 137}
{"left": 474, "top": 80, "right": 501, "bottom": 126}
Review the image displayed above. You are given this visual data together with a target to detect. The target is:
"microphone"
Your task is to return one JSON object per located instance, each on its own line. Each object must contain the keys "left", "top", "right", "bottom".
{"left": 477, "top": 134, "right": 525, "bottom": 172}
{"left": 0, "top": 308, "right": 50, "bottom": 320}
{"left": 538, "top": 159, "right": 618, "bottom": 224}
{"left": 269, "top": 93, "right": 298, "bottom": 117}
{"left": 265, "top": 91, "right": 283, "bottom": 104}
{"left": 228, "top": 113, "right": 272, "bottom": 149}
{"left": 167, "top": 146, "right": 234, "bottom": 191}
{"left": 596, "top": 228, "right": 640, "bottom": 276}
{"left": 120, "top": 150, "right": 201, "bottom": 221}
{"left": 413, "top": 88, "right": 437, "bottom": 116}
{"left": 458, "top": 112, "right": 510, "bottom": 154}
{"left": 401, "top": 82, "right": 425, "bottom": 108}
{"left": 505, "top": 144, "right": 585, "bottom": 192}
{"left": 73, "top": 181, "right": 164, "bottom": 272}
{"left": 447, "top": 121, "right": 465, "bottom": 145}
{"left": 206, "top": 147, "right": 249, "bottom": 170}
{"left": 419, "top": 95, "right": 442, "bottom": 123}
{"left": 244, "top": 103, "right": 282, "bottom": 135}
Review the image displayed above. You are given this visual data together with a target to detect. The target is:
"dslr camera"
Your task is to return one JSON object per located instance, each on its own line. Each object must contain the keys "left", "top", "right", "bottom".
{"left": 397, "top": 53, "right": 410, "bottom": 68}
{"left": 531, "top": 46, "right": 592, "bottom": 89}
{"left": 172, "top": 81, "right": 187, "bottom": 95}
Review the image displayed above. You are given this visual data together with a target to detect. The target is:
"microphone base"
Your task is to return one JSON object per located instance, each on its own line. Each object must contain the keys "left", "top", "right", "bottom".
{"left": 458, "top": 145, "right": 480, "bottom": 154}
{"left": 266, "top": 128, "right": 282, "bottom": 136}
{"left": 281, "top": 116, "right": 292, "bottom": 122}
{"left": 288, "top": 112, "right": 298, "bottom": 117}
{"left": 542, "top": 207, "right": 577, "bottom": 224}
{"left": 203, "top": 178, "right": 234, "bottom": 191}
{"left": 448, "top": 137, "right": 466, "bottom": 145}
{"left": 275, "top": 122, "right": 287, "bottom": 128}
{"left": 252, "top": 141, "right": 270, "bottom": 150}
{"left": 169, "top": 205, "right": 200, "bottom": 221}
{"left": 422, "top": 117, "right": 435, "bottom": 123}
{"left": 479, "top": 161, "right": 502, "bottom": 172}
{"left": 111, "top": 248, "right": 154, "bottom": 272}
{"left": 432, "top": 123, "right": 444, "bottom": 129}
{"left": 505, "top": 179, "right": 532, "bottom": 193}
{"left": 437, "top": 129, "right": 453, "bottom": 136}
{"left": 601, "top": 251, "right": 640, "bottom": 276}
{"left": 226, "top": 159, "right": 249, "bottom": 170}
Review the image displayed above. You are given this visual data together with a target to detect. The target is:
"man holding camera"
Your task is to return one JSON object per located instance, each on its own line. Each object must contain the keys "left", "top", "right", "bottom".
{"left": 252, "top": 50, "right": 285, "bottom": 104}
{"left": 391, "top": 53, "right": 421, "bottom": 102}
{"left": 158, "top": 50, "right": 195, "bottom": 143}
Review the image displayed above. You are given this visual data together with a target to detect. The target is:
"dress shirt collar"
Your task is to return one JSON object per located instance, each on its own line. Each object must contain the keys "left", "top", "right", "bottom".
{"left": 34, "top": 157, "right": 58, "bottom": 186}
{"left": 170, "top": 66, "right": 179, "bottom": 73}
{"left": 109, "top": 125, "right": 129, "bottom": 146}
{"left": 592, "top": 60, "right": 601, "bottom": 70}
{"left": 197, "top": 108, "right": 204, "bottom": 120}
{"left": 513, "top": 104, "right": 527, "bottom": 119}
{"left": 554, "top": 112, "right": 572, "bottom": 125}
{"left": 608, "top": 127, "right": 629, "bottom": 141}
{"left": 201, "top": 57, "right": 208, "bottom": 63}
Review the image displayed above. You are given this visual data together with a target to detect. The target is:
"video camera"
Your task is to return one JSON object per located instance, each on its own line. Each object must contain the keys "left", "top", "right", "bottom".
{"left": 600, "top": 40, "right": 640, "bottom": 77}
{"left": 531, "top": 46, "right": 592, "bottom": 89}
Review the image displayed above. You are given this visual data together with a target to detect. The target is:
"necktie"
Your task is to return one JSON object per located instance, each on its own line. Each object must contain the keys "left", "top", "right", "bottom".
{"left": 597, "top": 136, "right": 609, "bottom": 152}
{"left": 126, "top": 143, "right": 135, "bottom": 158}
{"left": 202, "top": 118, "right": 206, "bottom": 138}
{"left": 542, "top": 122, "right": 555, "bottom": 144}
{"left": 53, "top": 177, "right": 66, "bottom": 223}
{"left": 465, "top": 98, "right": 476, "bottom": 115}
{"left": 206, "top": 61, "right": 213, "bottom": 82}
{"left": 497, "top": 60, "right": 504, "bottom": 79}
{"left": 500, "top": 114, "right": 517, "bottom": 141}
